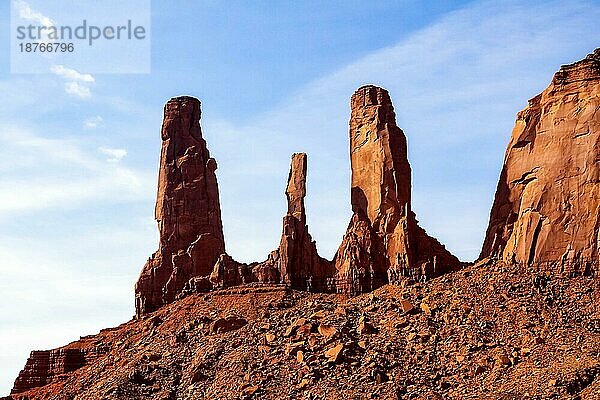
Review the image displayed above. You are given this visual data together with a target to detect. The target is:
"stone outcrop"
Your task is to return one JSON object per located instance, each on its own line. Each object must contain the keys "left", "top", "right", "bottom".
{"left": 134, "top": 89, "right": 460, "bottom": 315}
{"left": 208, "top": 153, "right": 332, "bottom": 291}
{"left": 11, "top": 339, "right": 108, "bottom": 394}
{"left": 135, "top": 96, "right": 226, "bottom": 316}
{"left": 334, "top": 85, "right": 461, "bottom": 294}
{"left": 480, "top": 49, "right": 600, "bottom": 274}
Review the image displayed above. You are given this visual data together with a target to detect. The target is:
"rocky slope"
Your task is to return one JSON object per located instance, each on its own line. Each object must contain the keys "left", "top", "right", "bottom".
{"left": 6, "top": 49, "right": 600, "bottom": 399}
{"left": 6, "top": 260, "right": 600, "bottom": 399}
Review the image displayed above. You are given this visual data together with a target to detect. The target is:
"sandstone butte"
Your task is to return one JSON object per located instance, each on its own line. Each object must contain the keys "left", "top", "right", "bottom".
{"left": 6, "top": 49, "right": 599, "bottom": 399}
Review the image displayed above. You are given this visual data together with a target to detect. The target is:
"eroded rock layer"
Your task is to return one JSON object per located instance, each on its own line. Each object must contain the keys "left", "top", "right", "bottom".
{"left": 135, "top": 96, "right": 226, "bottom": 316}
{"left": 480, "top": 49, "right": 600, "bottom": 273}
{"left": 334, "top": 86, "right": 460, "bottom": 294}
{"left": 11, "top": 338, "right": 108, "bottom": 394}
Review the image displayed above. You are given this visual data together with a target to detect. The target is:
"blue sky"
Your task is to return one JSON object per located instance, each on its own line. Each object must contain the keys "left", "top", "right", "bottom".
{"left": 1, "top": 0, "right": 599, "bottom": 393}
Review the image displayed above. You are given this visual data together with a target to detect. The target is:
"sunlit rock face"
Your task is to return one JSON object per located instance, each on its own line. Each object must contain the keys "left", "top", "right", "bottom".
{"left": 334, "top": 85, "right": 461, "bottom": 294}
{"left": 480, "top": 49, "right": 600, "bottom": 274}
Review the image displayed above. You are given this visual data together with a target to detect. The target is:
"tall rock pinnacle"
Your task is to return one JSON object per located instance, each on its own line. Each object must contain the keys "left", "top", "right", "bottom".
{"left": 334, "top": 85, "right": 460, "bottom": 294}
{"left": 135, "top": 96, "right": 225, "bottom": 316}
{"left": 277, "top": 153, "right": 332, "bottom": 290}
{"left": 208, "top": 153, "right": 331, "bottom": 291}
{"left": 480, "top": 49, "right": 600, "bottom": 273}
{"left": 349, "top": 85, "right": 412, "bottom": 221}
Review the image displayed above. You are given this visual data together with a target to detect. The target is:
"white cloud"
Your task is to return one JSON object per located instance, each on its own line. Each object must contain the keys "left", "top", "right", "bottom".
{"left": 98, "top": 146, "right": 127, "bottom": 163}
{"left": 51, "top": 65, "right": 95, "bottom": 99}
{"left": 50, "top": 65, "right": 95, "bottom": 83}
{"left": 84, "top": 116, "right": 104, "bottom": 129}
{"left": 0, "top": 127, "right": 151, "bottom": 217}
{"left": 64, "top": 81, "right": 92, "bottom": 99}
{"left": 13, "top": 0, "right": 54, "bottom": 28}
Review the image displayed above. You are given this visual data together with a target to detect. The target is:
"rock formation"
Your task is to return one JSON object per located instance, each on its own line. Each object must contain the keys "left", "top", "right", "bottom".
{"left": 135, "top": 89, "right": 460, "bottom": 309}
{"left": 267, "top": 153, "right": 333, "bottom": 291}
{"left": 480, "top": 49, "right": 600, "bottom": 274}
{"left": 208, "top": 153, "right": 332, "bottom": 291}
{"left": 134, "top": 110, "right": 333, "bottom": 313}
{"left": 11, "top": 337, "right": 108, "bottom": 394}
{"left": 334, "top": 85, "right": 461, "bottom": 294}
{"left": 135, "top": 96, "right": 226, "bottom": 316}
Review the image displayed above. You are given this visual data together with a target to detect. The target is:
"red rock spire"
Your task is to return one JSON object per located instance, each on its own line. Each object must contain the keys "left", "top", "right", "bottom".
{"left": 135, "top": 96, "right": 225, "bottom": 316}
{"left": 277, "top": 153, "right": 332, "bottom": 290}
{"left": 334, "top": 85, "right": 460, "bottom": 294}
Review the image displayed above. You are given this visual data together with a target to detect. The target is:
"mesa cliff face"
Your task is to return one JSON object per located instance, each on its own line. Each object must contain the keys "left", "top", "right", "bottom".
{"left": 135, "top": 96, "right": 226, "bottom": 316}
{"left": 333, "top": 86, "right": 461, "bottom": 294}
{"left": 480, "top": 49, "right": 600, "bottom": 273}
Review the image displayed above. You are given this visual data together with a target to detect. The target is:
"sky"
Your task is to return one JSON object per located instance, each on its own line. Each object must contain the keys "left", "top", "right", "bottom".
{"left": 1, "top": 0, "right": 599, "bottom": 393}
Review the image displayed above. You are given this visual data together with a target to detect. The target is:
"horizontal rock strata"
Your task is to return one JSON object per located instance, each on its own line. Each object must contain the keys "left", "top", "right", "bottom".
{"left": 11, "top": 339, "right": 108, "bottom": 394}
